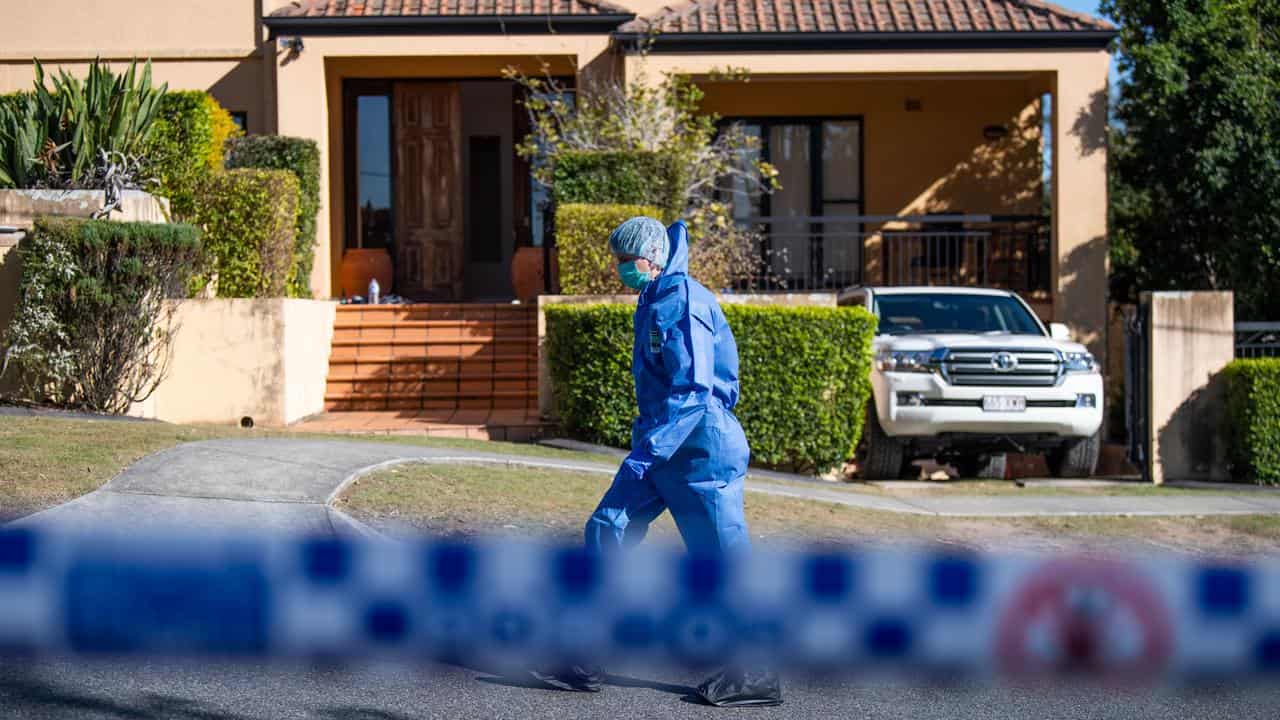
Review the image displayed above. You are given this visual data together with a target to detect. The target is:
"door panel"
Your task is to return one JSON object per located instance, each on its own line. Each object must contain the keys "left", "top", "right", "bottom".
{"left": 394, "top": 82, "right": 463, "bottom": 299}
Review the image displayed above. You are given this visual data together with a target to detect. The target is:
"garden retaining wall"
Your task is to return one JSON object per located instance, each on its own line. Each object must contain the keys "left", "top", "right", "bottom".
{"left": 128, "top": 299, "right": 337, "bottom": 427}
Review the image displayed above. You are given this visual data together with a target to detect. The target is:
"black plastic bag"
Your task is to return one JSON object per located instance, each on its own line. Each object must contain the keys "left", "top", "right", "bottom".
{"left": 696, "top": 667, "right": 783, "bottom": 707}
{"left": 528, "top": 665, "right": 604, "bottom": 692}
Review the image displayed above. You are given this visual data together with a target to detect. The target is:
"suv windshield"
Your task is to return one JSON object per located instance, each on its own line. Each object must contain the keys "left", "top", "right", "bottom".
{"left": 874, "top": 293, "right": 1044, "bottom": 336}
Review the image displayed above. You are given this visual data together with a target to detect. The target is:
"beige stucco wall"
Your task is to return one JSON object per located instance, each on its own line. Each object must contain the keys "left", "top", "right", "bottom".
{"left": 131, "top": 299, "right": 337, "bottom": 426}
{"left": 0, "top": 189, "right": 171, "bottom": 226}
{"left": 2, "top": 0, "right": 272, "bottom": 134}
{"left": 1144, "top": 291, "right": 1235, "bottom": 485}
{"left": 271, "top": 34, "right": 613, "bottom": 301}
{"left": 627, "top": 50, "right": 1111, "bottom": 360}
{"left": 697, "top": 76, "right": 1046, "bottom": 219}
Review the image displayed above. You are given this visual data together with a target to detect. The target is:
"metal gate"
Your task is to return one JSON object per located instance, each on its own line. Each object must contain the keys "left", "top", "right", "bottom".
{"left": 1123, "top": 303, "right": 1151, "bottom": 482}
{"left": 1235, "top": 322, "right": 1280, "bottom": 358}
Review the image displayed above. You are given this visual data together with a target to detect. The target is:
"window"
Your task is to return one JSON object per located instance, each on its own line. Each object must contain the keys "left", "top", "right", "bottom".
{"left": 344, "top": 81, "right": 393, "bottom": 251}
{"left": 230, "top": 111, "right": 248, "bottom": 133}
{"left": 468, "top": 136, "right": 502, "bottom": 262}
{"left": 873, "top": 293, "right": 1044, "bottom": 336}
{"left": 722, "top": 117, "right": 864, "bottom": 288}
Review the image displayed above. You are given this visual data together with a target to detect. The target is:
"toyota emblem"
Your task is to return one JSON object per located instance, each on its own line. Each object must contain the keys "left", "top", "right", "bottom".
{"left": 992, "top": 352, "right": 1019, "bottom": 373}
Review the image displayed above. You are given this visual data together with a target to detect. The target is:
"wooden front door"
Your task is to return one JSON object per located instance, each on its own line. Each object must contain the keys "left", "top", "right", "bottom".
{"left": 393, "top": 82, "right": 463, "bottom": 299}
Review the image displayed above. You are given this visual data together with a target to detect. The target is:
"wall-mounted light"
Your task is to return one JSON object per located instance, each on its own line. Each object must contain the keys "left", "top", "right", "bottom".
{"left": 279, "top": 36, "right": 305, "bottom": 54}
{"left": 983, "top": 124, "right": 1009, "bottom": 141}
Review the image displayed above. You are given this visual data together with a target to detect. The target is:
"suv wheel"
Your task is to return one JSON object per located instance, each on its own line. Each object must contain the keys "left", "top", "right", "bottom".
{"left": 861, "top": 408, "right": 906, "bottom": 480}
{"left": 956, "top": 453, "right": 1008, "bottom": 480}
{"left": 1048, "top": 430, "right": 1102, "bottom": 478}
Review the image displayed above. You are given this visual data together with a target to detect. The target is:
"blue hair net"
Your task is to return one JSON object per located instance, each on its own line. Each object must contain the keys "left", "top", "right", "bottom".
{"left": 608, "top": 216, "right": 669, "bottom": 268}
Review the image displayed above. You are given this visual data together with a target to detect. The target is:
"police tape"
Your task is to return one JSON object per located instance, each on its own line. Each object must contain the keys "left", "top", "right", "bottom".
{"left": 0, "top": 527, "right": 1277, "bottom": 682}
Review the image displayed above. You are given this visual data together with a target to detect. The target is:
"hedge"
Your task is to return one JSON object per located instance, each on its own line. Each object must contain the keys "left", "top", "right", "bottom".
{"left": 1224, "top": 358, "right": 1280, "bottom": 484}
{"left": 557, "top": 203, "right": 668, "bottom": 295}
{"left": 553, "top": 151, "right": 684, "bottom": 212}
{"left": 546, "top": 303, "right": 877, "bottom": 473}
{"left": 191, "top": 169, "right": 299, "bottom": 298}
{"left": 144, "top": 91, "right": 240, "bottom": 219}
{"left": 224, "top": 135, "right": 322, "bottom": 297}
{"left": 1, "top": 217, "right": 201, "bottom": 413}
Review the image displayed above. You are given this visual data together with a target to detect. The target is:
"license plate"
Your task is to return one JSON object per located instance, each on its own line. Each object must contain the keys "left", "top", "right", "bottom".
{"left": 982, "top": 395, "right": 1026, "bottom": 413}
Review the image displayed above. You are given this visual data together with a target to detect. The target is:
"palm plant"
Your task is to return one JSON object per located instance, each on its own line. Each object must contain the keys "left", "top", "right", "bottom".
{"left": 0, "top": 58, "right": 166, "bottom": 189}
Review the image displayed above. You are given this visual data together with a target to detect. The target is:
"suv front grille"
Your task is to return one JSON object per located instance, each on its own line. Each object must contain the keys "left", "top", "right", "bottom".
{"left": 940, "top": 349, "right": 1062, "bottom": 387}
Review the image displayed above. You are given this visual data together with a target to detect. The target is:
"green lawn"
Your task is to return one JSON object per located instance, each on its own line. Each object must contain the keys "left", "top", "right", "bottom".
{"left": 0, "top": 414, "right": 601, "bottom": 522}
{"left": 7, "top": 414, "right": 1280, "bottom": 555}
{"left": 337, "top": 463, "right": 1280, "bottom": 555}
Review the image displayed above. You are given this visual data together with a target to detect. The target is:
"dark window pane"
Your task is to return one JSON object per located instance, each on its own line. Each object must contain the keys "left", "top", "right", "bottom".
{"left": 873, "top": 293, "right": 1043, "bottom": 336}
{"left": 356, "top": 95, "right": 392, "bottom": 249}
{"left": 822, "top": 121, "right": 861, "bottom": 201}
{"left": 469, "top": 136, "right": 502, "bottom": 263}
{"left": 768, "top": 124, "right": 811, "bottom": 279}
{"left": 728, "top": 122, "right": 763, "bottom": 223}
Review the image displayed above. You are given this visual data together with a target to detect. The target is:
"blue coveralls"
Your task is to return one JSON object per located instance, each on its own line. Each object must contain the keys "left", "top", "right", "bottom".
{"left": 585, "top": 221, "right": 751, "bottom": 556}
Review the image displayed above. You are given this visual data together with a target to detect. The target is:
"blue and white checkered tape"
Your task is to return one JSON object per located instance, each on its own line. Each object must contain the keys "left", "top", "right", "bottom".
{"left": 0, "top": 527, "right": 1278, "bottom": 682}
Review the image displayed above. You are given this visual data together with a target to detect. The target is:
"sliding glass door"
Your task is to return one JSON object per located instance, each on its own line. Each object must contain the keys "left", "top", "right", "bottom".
{"left": 725, "top": 117, "right": 864, "bottom": 289}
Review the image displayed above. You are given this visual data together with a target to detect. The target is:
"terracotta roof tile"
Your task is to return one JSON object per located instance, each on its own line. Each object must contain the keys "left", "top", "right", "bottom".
{"left": 269, "top": 0, "right": 630, "bottom": 16}
{"left": 623, "top": 0, "right": 1112, "bottom": 33}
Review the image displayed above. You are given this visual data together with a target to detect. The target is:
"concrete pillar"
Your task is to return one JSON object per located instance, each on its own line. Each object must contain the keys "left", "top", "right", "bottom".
{"left": 272, "top": 43, "right": 331, "bottom": 299}
{"left": 1144, "top": 291, "right": 1235, "bottom": 484}
{"left": 1050, "top": 54, "right": 1110, "bottom": 360}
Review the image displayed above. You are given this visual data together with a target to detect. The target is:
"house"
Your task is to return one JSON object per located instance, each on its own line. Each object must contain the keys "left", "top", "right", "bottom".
{"left": 3, "top": 0, "right": 1114, "bottom": 431}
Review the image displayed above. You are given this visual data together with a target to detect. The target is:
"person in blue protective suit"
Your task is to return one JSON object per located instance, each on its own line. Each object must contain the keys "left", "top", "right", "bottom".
{"left": 586, "top": 217, "right": 751, "bottom": 556}
{"left": 530, "top": 217, "right": 782, "bottom": 708}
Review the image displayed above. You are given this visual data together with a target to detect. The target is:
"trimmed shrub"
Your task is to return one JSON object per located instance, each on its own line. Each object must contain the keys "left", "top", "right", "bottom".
{"left": 224, "top": 135, "right": 322, "bottom": 297}
{"left": 1224, "top": 358, "right": 1280, "bottom": 484}
{"left": 553, "top": 151, "right": 684, "bottom": 212}
{"left": 191, "top": 169, "right": 299, "bottom": 298}
{"left": 557, "top": 203, "right": 666, "bottom": 295}
{"left": 555, "top": 202, "right": 761, "bottom": 296}
{"left": 1, "top": 217, "right": 200, "bottom": 413}
{"left": 546, "top": 303, "right": 877, "bottom": 473}
{"left": 144, "top": 91, "right": 241, "bottom": 219}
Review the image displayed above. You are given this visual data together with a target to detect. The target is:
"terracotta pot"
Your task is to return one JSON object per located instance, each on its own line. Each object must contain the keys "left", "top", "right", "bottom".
{"left": 339, "top": 247, "right": 393, "bottom": 298}
{"left": 511, "top": 246, "right": 559, "bottom": 302}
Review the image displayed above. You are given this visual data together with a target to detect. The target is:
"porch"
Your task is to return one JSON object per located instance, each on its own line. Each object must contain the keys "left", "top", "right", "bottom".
{"left": 738, "top": 213, "right": 1052, "bottom": 317}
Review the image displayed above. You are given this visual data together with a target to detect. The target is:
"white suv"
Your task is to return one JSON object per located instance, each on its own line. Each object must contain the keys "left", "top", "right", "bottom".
{"left": 847, "top": 287, "right": 1104, "bottom": 480}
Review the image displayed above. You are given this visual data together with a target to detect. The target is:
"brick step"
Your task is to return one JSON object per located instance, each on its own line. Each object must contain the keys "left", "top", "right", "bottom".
{"left": 327, "top": 392, "right": 537, "bottom": 409}
{"left": 330, "top": 337, "right": 535, "bottom": 347}
{"left": 330, "top": 356, "right": 535, "bottom": 371}
{"left": 327, "top": 380, "right": 534, "bottom": 397}
{"left": 325, "top": 381, "right": 540, "bottom": 397}
{"left": 336, "top": 305, "right": 535, "bottom": 322}
{"left": 328, "top": 345, "right": 535, "bottom": 362}
{"left": 330, "top": 334, "right": 534, "bottom": 346}
{"left": 298, "top": 410, "right": 545, "bottom": 440}
{"left": 327, "top": 370, "right": 535, "bottom": 383}
{"left": 333, "top": 319, "right": 533, "bottom": 331}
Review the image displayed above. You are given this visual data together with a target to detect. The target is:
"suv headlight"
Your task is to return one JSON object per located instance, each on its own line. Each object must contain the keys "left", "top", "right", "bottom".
{"left": 876, "top": 350, "right": 936, "bottom": 373}
{"left": 1062, "top": 351, "right": 1099, "bottom": 374}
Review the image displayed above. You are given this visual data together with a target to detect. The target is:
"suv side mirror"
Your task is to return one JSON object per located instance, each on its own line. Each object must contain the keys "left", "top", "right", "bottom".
{"left": 1049, "top": 323, "right": 1071, "bottom": 341}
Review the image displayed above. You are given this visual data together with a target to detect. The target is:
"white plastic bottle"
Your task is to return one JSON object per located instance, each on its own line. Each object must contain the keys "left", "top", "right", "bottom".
{"left": 368, "top": 278, "right": 380, "bottom": 305}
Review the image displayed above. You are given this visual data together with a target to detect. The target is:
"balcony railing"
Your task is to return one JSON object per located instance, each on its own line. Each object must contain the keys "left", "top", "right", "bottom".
{"left": 1236, "top": 322, "right": 1280, "bottom": 358}
{"left": 733, "top": 215, "right": 1051, "bottom": 297}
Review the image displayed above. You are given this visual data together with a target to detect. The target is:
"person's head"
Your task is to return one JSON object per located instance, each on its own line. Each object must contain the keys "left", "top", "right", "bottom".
{"left": 608, "top": 216, "right": 668, "bottom": 291}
